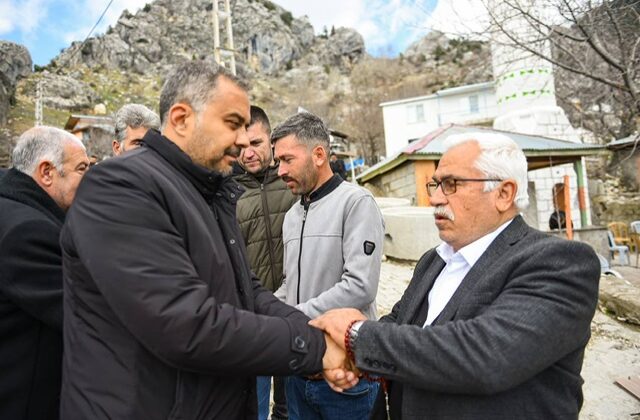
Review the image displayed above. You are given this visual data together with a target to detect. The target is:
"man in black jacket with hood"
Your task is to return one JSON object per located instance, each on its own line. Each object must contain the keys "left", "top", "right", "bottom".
{"left": 0, "top": 126, "right": 89, "bottom": 420}
{"left": 60, "top": 61, "right": 356, "bottom": 420}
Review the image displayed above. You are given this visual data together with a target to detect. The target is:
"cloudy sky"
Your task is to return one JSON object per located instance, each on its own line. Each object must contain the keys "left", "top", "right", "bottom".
{"left": 0, "top": 0, "right": 488, "bottom": 65}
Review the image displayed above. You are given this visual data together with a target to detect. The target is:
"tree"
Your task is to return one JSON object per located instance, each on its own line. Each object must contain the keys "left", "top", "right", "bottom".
{"left": 480, "top": 0, "right": 640, "bottom": 140}
{"left": 342, "top": 58, "right": 405, "bottom": 164}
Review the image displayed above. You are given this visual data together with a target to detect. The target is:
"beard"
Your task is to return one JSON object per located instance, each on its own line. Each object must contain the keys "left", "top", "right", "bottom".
{"left": 188, "top": 127, "right": 241, "bottom": 175}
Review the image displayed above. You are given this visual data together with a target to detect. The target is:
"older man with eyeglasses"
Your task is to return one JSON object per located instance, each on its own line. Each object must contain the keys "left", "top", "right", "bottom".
{"left": 310, "top": 132, "right": 600, "bottom": 420}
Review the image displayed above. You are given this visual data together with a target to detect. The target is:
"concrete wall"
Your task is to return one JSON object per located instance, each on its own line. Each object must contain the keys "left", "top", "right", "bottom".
{"left": 548, "top": 227, "right": 609, "bottom": 262}
{"left": 382, "top": 206, "right": 440, "bottom": 260}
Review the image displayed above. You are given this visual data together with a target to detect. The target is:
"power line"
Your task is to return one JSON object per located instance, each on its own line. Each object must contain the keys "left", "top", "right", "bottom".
{"left": 55, "top": 0, "right": 115, "bottom": 74}
{"left": 35, "top": 0, "right": 114, "bottom": 126}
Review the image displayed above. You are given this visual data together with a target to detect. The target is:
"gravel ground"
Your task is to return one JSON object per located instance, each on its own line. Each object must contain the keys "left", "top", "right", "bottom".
{"left": 376, "top": 259, "right": 640, "bottom": 419}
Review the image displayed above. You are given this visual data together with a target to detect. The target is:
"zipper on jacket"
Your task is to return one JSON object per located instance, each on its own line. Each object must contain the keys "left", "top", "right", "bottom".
{"left": 296, "top": 200, "right": 309, "bottom": 305}
{"left": 260, "top": 181, "right": 278, "bottom": 288}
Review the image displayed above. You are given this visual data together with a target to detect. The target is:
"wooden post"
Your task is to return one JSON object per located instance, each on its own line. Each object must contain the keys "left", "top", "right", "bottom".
{"left": 573, "top": 159, "right": 588, "bottom": 228}
{"left": 563, "top": 175, "right": 573, "bottom": 240}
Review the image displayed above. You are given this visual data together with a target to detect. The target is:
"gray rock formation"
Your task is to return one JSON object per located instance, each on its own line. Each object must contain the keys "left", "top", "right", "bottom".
{"left": 40, "top": 72, "right": 99, "bottom": 110}
{"left": 299, "top": 28, "right": 365, "bottom": 72}
{"left": 404, "top": 31, "right": 450, "bottom": 64}
{"left": 51, "top": 0, "right": 365, "bottom": 77}
{"left": 0, "top": 41, "right": 32, "bottom": 124}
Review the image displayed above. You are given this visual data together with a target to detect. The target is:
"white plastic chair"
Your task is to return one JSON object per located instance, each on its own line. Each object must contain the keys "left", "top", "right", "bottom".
{"left": 607, "top": 230, "right": 629, "bottom": 266}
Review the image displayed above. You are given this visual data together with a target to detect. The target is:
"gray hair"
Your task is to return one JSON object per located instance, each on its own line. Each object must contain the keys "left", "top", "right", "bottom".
{"left": 12, "top": 126, "right": 85, "bottom": 175}
{"left": 159, "top": 60, "right": 247, "bottom": 127}
{"left": 443, "top": 132, "right": 529, "bottom": 210}
{"left": 114, "top": 104, "right": 160, "bottom": 142}
{"left": 270, "top": 112, "right": 330, "bottom": 152}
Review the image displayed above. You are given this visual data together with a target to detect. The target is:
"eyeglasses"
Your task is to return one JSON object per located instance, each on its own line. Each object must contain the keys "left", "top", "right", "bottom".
{"left": 426, "top": 178, "right": 503, "bottom": 197}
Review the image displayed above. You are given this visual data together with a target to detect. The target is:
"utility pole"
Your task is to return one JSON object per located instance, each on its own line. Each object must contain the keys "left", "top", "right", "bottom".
{"left": 35, "top": 79, "right": 43, "bottom": 126}
{"left": 212, "top": 0, "right": 236, "bottom": 75}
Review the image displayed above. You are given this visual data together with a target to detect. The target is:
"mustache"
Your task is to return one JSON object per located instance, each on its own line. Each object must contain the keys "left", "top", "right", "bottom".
{"left": 281, "top": 176, "right": 295, "bottom": 183}
{"left": 434, "top": 206, "right": 455, "bottom": 221}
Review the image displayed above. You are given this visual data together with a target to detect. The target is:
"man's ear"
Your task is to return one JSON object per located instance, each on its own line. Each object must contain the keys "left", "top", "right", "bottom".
{"left": 168, "top": 103, "right": 194, "bottom": 138}
{"left": 495, "top": 179, "right": 518, "bottom": 212}
{"left": 112, "top": 140, "right": 121, "bottom": 155}
{"left": 312, "top": 145, "right": 327, "bottom": 166}
{"left": 35, "top": 160, "right": 56, "bottom": 187}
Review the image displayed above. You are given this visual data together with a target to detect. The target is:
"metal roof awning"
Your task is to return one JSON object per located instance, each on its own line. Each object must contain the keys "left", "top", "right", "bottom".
{"left": 358, "top": 123, "right": 605, "bottom": 183}
{"left": 64, "top": 114, "right": 114, "bottom": 132}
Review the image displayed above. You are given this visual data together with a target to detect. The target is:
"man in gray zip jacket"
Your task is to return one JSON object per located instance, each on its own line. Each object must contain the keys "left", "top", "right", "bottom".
{"left": 273, "top": 112, "right": 385, "bottom": 420}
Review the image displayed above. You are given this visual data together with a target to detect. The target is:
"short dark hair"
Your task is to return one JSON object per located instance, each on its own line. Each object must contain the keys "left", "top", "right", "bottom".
{"left": 271, "top": 112, "right": 330, "bottom": 152}
{"left": 159, "top": 60, "right": 247, "bottom": 127}
{"left": 250, "top": 105, "right": 271, "bottom": 134}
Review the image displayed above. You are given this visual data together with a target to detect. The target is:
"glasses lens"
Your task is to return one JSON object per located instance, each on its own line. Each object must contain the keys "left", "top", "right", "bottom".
{"left": 426, "top": 182, "right": 436, "bottom": 196}
{"left": 442, "top": 179, "right": 456, "bottom": 195}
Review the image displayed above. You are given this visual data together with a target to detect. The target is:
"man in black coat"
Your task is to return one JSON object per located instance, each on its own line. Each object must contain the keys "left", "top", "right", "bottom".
{"left": 0, "top": 126, "right": 89, "bottom": 420}
{"left": 60, "top": 61, "right": 356, "bottom": 420}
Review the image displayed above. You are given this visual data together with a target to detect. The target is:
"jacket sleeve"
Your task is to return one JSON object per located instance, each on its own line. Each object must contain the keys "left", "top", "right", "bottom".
{"left": 297, "top": 195, "right": 384, "bottom": 318}
{"left": 252, "top": 278, "right": 310, "bottom": 324}
{"left": 65, "top": 165, "right": 325, "bottom": 376}
{"left": 355, "top": 239, "right": 600, "bottom": 395}
{"left": 0, "top": 219, "right": 62, "bottom": 330}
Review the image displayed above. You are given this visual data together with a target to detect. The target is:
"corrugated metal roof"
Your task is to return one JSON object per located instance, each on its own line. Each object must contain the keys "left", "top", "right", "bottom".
{"left": 607, "top": 133, "right": 639, "bottom": 149}
{"left": 358, "top": 124, "right": 605, "bottom": 182}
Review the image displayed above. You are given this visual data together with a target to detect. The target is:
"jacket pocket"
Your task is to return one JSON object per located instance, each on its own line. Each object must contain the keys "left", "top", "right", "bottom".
{"left": 167, "top": 370, "right": 184, "bottom": 420}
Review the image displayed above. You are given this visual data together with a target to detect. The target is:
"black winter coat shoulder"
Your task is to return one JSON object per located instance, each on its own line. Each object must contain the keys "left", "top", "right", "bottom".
{"left": 0, "top": 169, "right": 65, "bottom": 420}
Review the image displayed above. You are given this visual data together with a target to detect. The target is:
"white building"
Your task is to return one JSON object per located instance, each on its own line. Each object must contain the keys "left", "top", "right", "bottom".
{"left": 380, "top": 81, "right": 498, "bottom": 157}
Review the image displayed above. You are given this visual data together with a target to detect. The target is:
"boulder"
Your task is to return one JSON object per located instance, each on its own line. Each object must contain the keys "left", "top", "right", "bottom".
{"left": 40, "top": 73, "right": 99, "bottom": 110}
{"left": 0, "top": 41, "right": 32, "bottom": 124}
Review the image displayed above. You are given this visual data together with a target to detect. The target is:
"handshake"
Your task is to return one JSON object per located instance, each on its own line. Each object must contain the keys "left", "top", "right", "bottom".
{"left": 309, "top": 308, "right": 367, "bottom": 392}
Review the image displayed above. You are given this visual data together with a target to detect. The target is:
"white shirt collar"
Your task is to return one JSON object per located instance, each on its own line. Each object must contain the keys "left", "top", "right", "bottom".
{"left": 436, "top": 218, "right": 514, "bottom": 266}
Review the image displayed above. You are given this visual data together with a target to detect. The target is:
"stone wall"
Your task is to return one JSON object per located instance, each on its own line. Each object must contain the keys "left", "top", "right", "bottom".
{"left": 367, "top": 161, "right": 417, "bottom": 204}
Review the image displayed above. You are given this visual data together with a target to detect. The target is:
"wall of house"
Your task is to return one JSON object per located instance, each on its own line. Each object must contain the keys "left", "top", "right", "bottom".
{"left": 382, "top": 87, "right": 498, "bottom": 158}
{"left": 367, "top": 161, "right": 418, "bottom": 204}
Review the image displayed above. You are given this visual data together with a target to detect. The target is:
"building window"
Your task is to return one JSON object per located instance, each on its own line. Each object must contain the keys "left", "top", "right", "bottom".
{"left": 469, "top": 95, "right": 479, "bottom": 113}
{"left": 407, "top": 104, "right": 425, "bottom": 123}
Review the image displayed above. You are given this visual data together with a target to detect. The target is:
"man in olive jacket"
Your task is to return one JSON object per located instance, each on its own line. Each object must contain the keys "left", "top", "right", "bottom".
{"left": 234, "top": 105, "right": 296, "bottom": 420}
{"left": 234, "top": 105, "right": 296, "bottom": 292}
{"left": 60, "top": 61, "right": 354, "bottom": 420}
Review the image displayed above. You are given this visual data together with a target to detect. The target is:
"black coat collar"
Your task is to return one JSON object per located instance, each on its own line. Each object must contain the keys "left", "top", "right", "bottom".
{"left": 143, "top": 129, "right": 229, "bottom": 200}
{"left": 301, "top": 174, "right": 343, "bottom": 205}
{"left": 0, "top": 168, "right": 65, "bottom": 224}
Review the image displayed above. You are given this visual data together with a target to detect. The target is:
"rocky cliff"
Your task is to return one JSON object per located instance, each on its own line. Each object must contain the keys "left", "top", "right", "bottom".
{"left": 0, "top": 41, "right": 32, "bottom": 125}
{"left": 0, "top": 0, "right": 492, "bottom": 166}
{"left": 51, "top": 0, "right": 363, "bottom": 77}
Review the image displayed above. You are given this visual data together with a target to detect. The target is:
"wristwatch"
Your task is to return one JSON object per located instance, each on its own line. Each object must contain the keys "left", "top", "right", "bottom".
{"left": 348, "top": 320, "right": 365, "bottom": 352}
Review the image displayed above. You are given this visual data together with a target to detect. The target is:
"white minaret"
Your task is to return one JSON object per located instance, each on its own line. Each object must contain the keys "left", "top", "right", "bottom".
{"left": 488, "top": 0, "right": 591, "bottom": 230}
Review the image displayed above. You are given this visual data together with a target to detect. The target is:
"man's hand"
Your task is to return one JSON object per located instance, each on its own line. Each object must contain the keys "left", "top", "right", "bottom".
{"left": 310, "top": 308, "right": 367, "bottom": 350}
{"left": 322, "top": 334, "right": 359, "bottom": 392}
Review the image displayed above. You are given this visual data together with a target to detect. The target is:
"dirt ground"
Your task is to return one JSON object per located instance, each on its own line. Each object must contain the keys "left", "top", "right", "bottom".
{"left": 376, "top": 259, "right": 640, "bottom": 419}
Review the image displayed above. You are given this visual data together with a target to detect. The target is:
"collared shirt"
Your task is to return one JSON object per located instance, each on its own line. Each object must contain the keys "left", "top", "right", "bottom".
{"left": 424, "top": 219, "right": 514, "bottom": 326}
